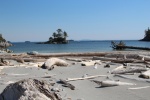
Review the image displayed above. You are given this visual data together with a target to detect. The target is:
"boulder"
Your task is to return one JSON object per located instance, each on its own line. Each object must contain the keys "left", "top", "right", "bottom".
{"left": 0, "top": 78, "right": 61, "bottom": 100}
{"left": 27, "top": 51, "right": 38, "bottom": 55}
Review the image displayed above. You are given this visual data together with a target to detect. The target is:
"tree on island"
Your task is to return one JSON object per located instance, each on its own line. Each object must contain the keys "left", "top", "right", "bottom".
{"left": 140, "top": 27, "right": 150, "bottom": 41}
{"left": 45, "top": 29, "right": 69, "bottom": 44}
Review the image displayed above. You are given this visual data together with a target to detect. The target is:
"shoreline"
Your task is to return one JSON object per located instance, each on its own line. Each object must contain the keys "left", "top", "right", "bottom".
{"left": 0, "top": 51, "right": 150, "bottom": 100}
{"left": 2, "top": 50, "right": 150, "bottom": 55}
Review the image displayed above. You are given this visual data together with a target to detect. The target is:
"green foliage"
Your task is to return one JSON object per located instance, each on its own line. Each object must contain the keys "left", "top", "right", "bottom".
{"left": 52, "top": 32, "right": 57, "bottom": 38}
{"left": 47, "top": 29, "right": 69, "bottom": 44}
{"left": 57, "top": 29, "right": 62, "bottom": 34}
{"left": 140, "top": 27, "right": 150, "bottom": 41}
{"left": 145, "top": 27, "right": 150, "bottom": 37}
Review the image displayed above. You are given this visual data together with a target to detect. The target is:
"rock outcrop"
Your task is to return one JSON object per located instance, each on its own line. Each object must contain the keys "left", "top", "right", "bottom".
{"left": 0, "top": 79, "right": 61, "bottom": 100}
{"left": 0, "top": 34, "right": 13, "bottom": 53}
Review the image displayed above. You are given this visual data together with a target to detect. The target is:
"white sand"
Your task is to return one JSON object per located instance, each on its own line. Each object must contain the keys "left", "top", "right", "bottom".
{"left": 0, "top": 51, "right": 150, "bottom": 100}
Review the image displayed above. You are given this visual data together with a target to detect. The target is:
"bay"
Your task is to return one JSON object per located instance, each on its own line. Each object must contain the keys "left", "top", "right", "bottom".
{"left": 8, "top": 40, "right": 150, "bottom": 53}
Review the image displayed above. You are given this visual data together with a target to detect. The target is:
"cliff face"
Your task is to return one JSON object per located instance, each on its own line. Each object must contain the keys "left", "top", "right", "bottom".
{"left": 140, "top": 28, "right": 150, "bottom": 41}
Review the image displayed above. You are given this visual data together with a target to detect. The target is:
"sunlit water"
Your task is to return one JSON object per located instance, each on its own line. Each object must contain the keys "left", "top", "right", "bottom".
{"left": 8, "top": 40, "right": 150, "bottom": 53}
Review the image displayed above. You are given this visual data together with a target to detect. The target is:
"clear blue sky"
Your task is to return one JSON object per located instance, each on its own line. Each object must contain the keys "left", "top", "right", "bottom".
{"left": 0, "top": 0, "right": 150, "bottom": 42}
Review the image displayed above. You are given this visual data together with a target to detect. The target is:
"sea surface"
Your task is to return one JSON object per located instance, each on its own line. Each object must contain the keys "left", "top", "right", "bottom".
{"left": 8, "top": 40, "right": 150, "bottom": 53}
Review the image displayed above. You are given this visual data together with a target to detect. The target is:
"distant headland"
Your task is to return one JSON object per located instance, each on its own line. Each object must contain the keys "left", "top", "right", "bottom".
{"left": 37, "top": 29, "right": 69, "bottom": 44}
{"left": 140, "top": 27, "right": 150, "bottom": 41}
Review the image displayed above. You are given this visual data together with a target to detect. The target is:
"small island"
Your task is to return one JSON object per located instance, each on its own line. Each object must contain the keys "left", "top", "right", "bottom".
{"left": 140, "top": 27, "right": 150, "bottom": 41}
{"left": 38, "top": 29, "right": 69, "bottom": 44}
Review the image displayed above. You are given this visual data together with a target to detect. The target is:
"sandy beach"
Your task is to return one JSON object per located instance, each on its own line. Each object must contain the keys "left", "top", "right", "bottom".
{"left": 0, "top": 51, "right": 150, "bottom": 100}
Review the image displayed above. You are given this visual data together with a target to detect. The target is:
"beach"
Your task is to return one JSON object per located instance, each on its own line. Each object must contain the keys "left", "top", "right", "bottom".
{"left": 0, "top": 51, "right": 150, "bottom": 100}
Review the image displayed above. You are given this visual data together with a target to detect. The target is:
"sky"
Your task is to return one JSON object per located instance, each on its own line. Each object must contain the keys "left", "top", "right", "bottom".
{"left": 0, "top": 0, "right": 150, "bottom": 42}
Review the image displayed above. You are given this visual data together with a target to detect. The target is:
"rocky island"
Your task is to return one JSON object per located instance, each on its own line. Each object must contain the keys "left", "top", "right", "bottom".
{"left": 37, "top": 29, "right": 69, "bottom": 44}
{"left": 140, "top": 27, "right": 150, "bottom": 41}
{"left": 0, "top": 34, "right": 12, "bottom": 53}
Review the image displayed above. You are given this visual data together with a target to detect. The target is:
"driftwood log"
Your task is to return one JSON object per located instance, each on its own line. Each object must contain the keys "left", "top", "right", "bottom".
{"left": 111, "top": 59, "right": 134, "bottom": 63}
{"left": 41, "top": 58, "right": 69, "bottom": 70}
{"left": 0, "top": 79, "right": 62, "bottom": 100}
{"left": 111, "top": 67, "right": 148, "bottom": 74}
{"left": 66, "top": 58, "right": 83, "bottom": 62}
{"left": 92, "top": 57, "right": 117, "bottom": 61}
{"left": 31, "top": 52, "right": 108, "bottom": 58}
{"left": 114, "top": 74, "right": 150, "bottom": 83}
{"left": 128, "top": 86, "right": 150, "bottom": 90}
{"left": 138, "top": 55, "right": 150, "bottom": 61}
{"left": 139, "top": 70, "right": 150, "bottom": 79}
{"left": 57, "top": 79, "right": 75, "bottom": 90}
{"left": 66, "top": 75, "right": 107, "bottom": 81}
{"left": 0, "top": 57, "right": 46, "bottom": 63}
{"left": 92, "top": 80, "right": 136, "bottom": 87}
{"left": 105, "top": 54, "right": 139, "bottom": 59}
{"left": 92, "top": 56, "right": 148, "bottom": 64}
{"left": 0, "top": 58, "right": 8, "bottom": 66}
{"left": 23, "top": 58, "right": 46, "bottom": 62}
{"left": 111, "top": 65, "right": 126, "bottom": 72}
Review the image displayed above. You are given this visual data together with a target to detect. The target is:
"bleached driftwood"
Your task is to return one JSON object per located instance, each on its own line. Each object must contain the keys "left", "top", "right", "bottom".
{"left": 92, "top": 57, "right": 116, "bottom": 61}
{"left": 105, "top": 54, "right": 139, "bottom": 59}
{"left": 0, "top": 57, "right": 20, "bottom": 64}
{"left": 41, "top": 58, "right": 69, "bottom": 70}
{"left": 23, "top": 58, "right": 46, "bottom": 62}
{"left": 93, "top": 80, "right": 136, "bottom": 87}
{"left": 111, "top": 65, "right": 126, "bottom": 72}
{"left": 139, "top": 70, "right": 150, "bottom": 79}
{"left": 31, "top": 52, "right": 107, "bottom": 57}
{"left": 138, "top": 55, "right": 150, "bottom": 61}
{"left": 114, "top": 74, "right": 150, "bottom": 83}
{"left": 128, "top": 86, "right": 150, "bottom": 90}
{"left": 129, "top": 64, "right": 147, "bottom": 68}
{"left": 58, "top": 79, "right": 75, "bottom": 90}
{"left": 66, "top": 58, "right": 83, "bottom": 62}
{"left": 0, "top": 79, "right": 62, "bottom": 100}
{"left": 111, "top": 59, "right": 135, "bottom": 63}
{"left": 81, "top": 60, "right": 101, "bottom": 66}
{"left": 93, "top": 55, "right": 136, "bottom": 63}
{"left": 111, "top": 67, "right": 148, "bottom": 74}
{"left": 66, "top": 75, "right": 107, "bottom": 81}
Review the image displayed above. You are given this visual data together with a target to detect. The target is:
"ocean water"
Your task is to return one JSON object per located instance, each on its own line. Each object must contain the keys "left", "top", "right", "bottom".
{"left": 8, "top": 40, "right": 150, "bottom": 53}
